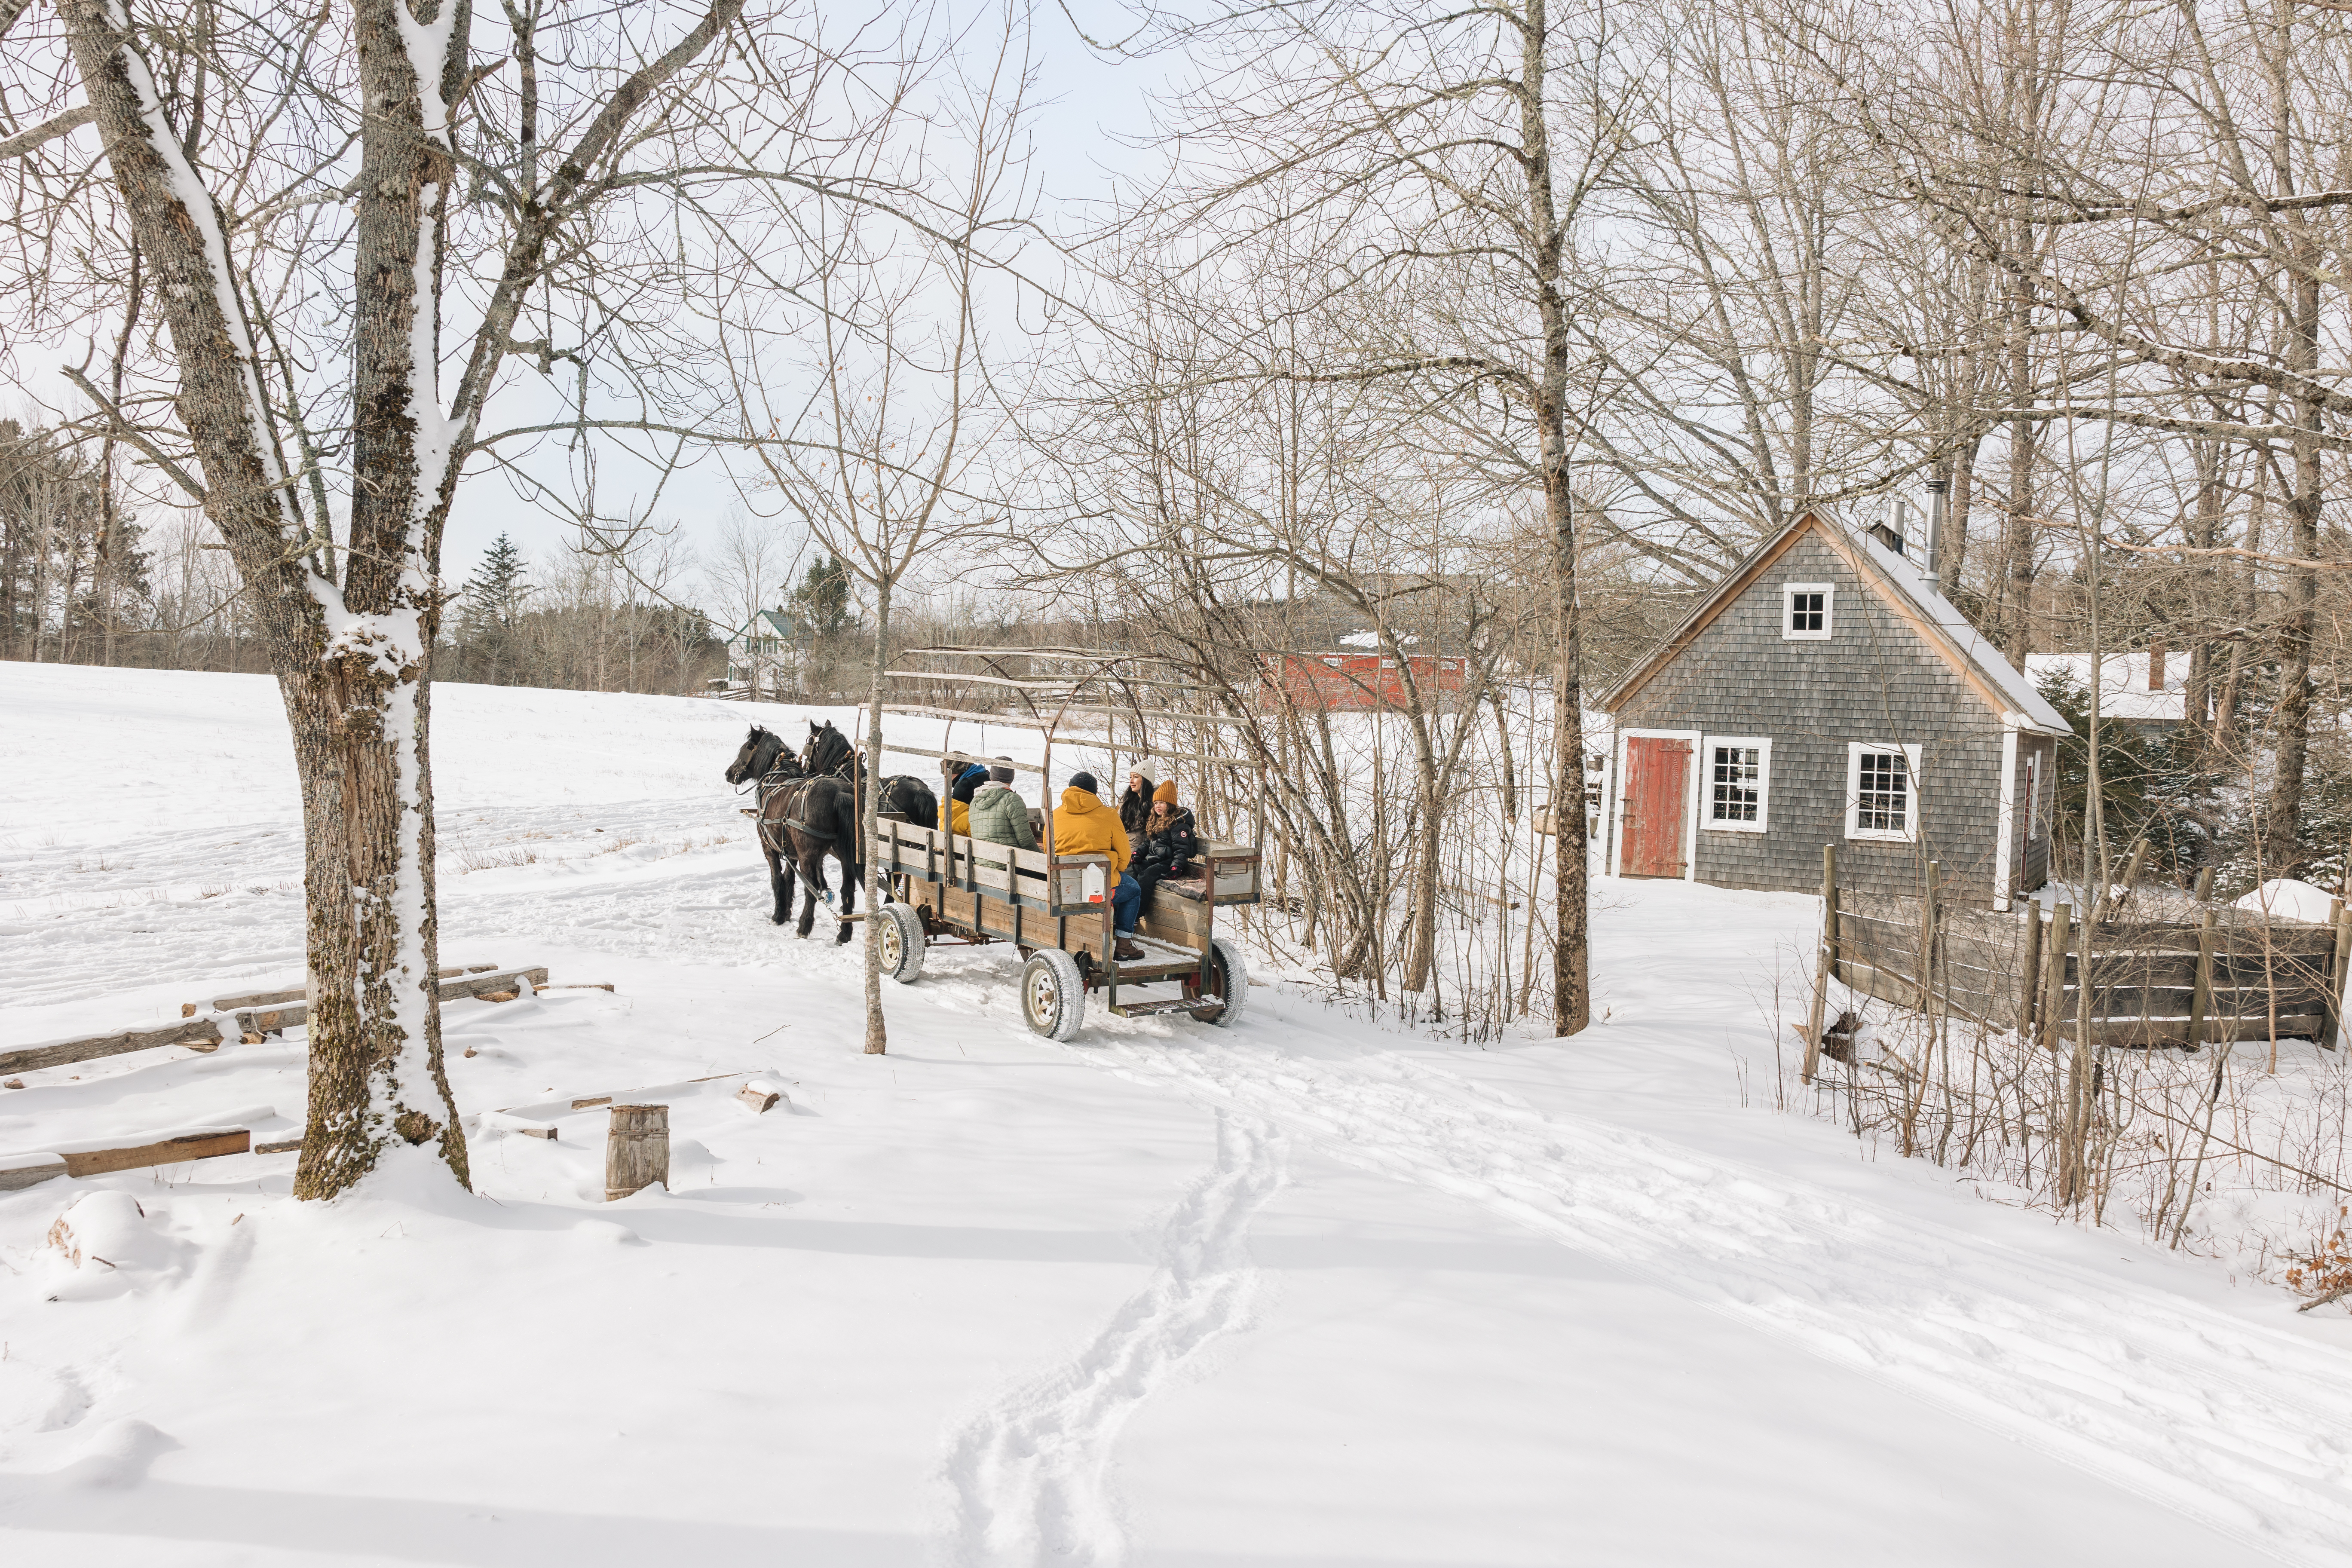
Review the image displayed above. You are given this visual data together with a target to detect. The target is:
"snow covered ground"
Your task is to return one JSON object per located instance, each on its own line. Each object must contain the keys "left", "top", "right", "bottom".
{"left": 4, "top": 662, "right": 2352, "bottom": 1567}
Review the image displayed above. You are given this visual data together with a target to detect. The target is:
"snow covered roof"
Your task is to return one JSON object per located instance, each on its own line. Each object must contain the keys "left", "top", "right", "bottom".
{"left": 2022, "top": 652, "right": 2187, "bottom": 726}
{"left": 1597, "top": 511, "right": 2074, "bottom": 738}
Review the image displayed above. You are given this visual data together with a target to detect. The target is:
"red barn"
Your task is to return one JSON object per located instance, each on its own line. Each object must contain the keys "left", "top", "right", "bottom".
{"left": 1261, "top": 651, "right": 1473, "bottom": 711}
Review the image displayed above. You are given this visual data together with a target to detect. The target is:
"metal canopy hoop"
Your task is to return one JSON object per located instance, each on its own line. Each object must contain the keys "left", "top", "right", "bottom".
{"left": 860, "top": 645, "right": 1269, "bottom": 1037}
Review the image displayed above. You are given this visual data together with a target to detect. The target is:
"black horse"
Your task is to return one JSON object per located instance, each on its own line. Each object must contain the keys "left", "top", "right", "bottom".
{"left": 803, "top": 718, "right": 939, "bottom": 827}
{"left": 724, "top": 726, "right": 861, "bottom": 942}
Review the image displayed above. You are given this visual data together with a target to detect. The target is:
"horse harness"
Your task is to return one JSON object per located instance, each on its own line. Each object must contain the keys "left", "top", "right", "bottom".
{"left": 754, "top": 767, "right": 835, "bottom": 851}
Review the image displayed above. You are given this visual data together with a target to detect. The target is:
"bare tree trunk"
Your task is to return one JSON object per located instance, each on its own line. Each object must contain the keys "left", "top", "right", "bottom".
{"left": 62, "top": 0, "right": 469, "bottom": 1191}
{"left": 2000, "top": 218, "right": 2038, "bottom": 665}
{"left": 862, "top": 585, "right": 892, "bottom": 1055}
{"left": 1520, "top": 0, "right": 1589, "bottom": 1035}
{"left": 2263, "top": 263, "right": 2321, "bottom": 873}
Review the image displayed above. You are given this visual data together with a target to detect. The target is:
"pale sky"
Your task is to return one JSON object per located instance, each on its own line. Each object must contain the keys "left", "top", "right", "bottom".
{"left": 438, "top": 1, "right": 1173, "bottom": 621}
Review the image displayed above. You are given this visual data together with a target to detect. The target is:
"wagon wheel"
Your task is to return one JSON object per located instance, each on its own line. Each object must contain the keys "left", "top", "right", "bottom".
{"left": 1182, "top": 937, "right": 1250, "bottom": 1028}
{"left": 878, "top": 903, "right": 926, "bottom": 984}
{"left": 1021, "top": 948, "right": 1087, "bottom": 1041}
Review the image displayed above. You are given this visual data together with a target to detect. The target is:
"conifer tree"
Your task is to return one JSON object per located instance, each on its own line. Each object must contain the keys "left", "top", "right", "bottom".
{"left": 458, "top": 534, "right": 530, "bottom": 684}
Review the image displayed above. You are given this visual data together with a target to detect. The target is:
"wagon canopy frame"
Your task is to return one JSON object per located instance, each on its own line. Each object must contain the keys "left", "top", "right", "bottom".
{"left": 861, "top": 645, "right": 1269, "bottom": 1035}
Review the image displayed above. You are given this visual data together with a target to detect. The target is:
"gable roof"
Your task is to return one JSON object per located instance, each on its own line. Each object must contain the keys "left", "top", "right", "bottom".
{"left": 731, "top": 609, "right": 799, "bottom": 643}
{"left": 1596, "top": 511, "right": 2073, "bottom": 738}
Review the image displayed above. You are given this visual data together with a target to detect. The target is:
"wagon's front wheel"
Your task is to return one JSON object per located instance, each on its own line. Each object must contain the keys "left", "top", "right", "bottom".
{"left": 1021, "top": 948, "right": 1087, "bottom": 1041}
{"left": 878, "top": 902, "right": 926, "bottom": 984}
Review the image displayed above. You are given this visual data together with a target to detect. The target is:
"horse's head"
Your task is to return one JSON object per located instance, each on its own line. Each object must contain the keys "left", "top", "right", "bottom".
{"left": 804, "top": 720, "right": 854, "bottom": 778}
{"left": 725, "top": 725, "right": 793, "bottom": 785}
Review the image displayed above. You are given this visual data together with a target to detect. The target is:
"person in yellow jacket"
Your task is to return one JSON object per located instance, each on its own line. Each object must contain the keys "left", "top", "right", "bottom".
{"left": 1054, "top": 772, "right": 1144, "bottom": 961}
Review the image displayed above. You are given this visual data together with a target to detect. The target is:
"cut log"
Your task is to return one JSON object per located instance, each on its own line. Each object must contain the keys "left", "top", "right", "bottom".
{"left": 541, "top": 983, "right": 616, "bottom": 993}
{"left": 4, "top": 1079, "right": 24, "bottom": 1089}
{"left": 253, "top": 1137, "right": 302, "bottom": 1155}
{"left": 1, "top": 1153, "right": 69, "bottom": 1191}
{"left": 605, "top": 1104, "right": 669, "bottom": 1201}
{"left": 441, "top": 967, "right": 548, "bottom": 1003}
{"left": 737, "top": 1085, "right": 782, "bottom": 1113}
{"left": 211, "top": 984, "right": 308, "bottom": 1011}
{"left": 0, "top": 1016, "right": 226, "bottom": 1077}
{"left": 41, "top": 1127, "right": 252, "bottom": 1177}
{"left": 572, "top": 1096, "right": 612, "bottom": 1110}
{"left": 479, "top": 991, "right": 521, "bottom": 1004}
{"left": 516, "top": 1126, "right": 558, "bottom": 1140}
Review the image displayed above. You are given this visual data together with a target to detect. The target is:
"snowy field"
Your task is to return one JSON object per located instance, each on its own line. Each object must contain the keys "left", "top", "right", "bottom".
{"left": 5, "top": 662, "right": 2352, "bottom": 1567}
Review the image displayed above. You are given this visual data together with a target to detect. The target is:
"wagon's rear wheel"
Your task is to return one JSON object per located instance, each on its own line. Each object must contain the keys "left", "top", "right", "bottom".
{"left": 1184, "top": 936, "right": 1250, "bottom": 1028}
{"left": 878, "top": 902, "right": 926, "bottom": 984}
{"left": 1021, "top": 948, "right": 1087, "bottom": 1041}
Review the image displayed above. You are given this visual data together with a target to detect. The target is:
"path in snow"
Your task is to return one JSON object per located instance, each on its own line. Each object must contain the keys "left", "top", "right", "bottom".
{"left": 1040, "top": 1025, "right": 2352, "bottom": 1568}
{"left": 941, "top": 1112, "right": 1286, "bottom": 1568}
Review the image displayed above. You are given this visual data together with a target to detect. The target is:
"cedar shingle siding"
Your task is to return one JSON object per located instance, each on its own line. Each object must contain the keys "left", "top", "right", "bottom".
{"left": 1608, "top": 528, "right": 2058, "bottom": 910}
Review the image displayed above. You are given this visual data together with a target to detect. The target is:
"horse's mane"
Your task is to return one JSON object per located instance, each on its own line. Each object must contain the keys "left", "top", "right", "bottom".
{"left": 805, "top": 720, "right": 854, "bottom": 778}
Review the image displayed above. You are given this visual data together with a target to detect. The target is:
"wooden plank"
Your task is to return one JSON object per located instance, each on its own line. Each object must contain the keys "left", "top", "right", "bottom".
{"left": 56, "top": 1127, "right": 251, "bottom": 1177}
{"left": 441, "top": 966, "right": 549, "bottom": 1002}
{"left": 1142, "top": 888, "right": 1211, "bottom": 940}
{"left": 208, "top": 962, "right": 502, "bottom": 1012}
{"left": 1056, "top": 908, "right": 1106, "bottom": 958}
{"left": 0, "top": 1016, "right": 226, "bottom": 1077}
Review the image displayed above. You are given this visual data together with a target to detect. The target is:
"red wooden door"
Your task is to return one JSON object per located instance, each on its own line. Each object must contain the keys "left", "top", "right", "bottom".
{"left": 1621, "top": 737, "right": 1690, "bottom": 877}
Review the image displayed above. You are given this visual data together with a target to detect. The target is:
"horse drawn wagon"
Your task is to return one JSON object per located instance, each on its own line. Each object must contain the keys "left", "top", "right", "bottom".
{"left": 861, "top": 647, "right": 1267, "bottom": 1040}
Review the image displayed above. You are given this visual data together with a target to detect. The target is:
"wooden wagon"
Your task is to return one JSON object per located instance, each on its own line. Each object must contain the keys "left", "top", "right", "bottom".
{"left": 859, "top": 646, "right": 1267, "bottom": 1040}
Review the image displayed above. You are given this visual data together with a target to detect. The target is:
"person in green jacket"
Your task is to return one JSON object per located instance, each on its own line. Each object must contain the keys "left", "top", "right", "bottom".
{"left": 966, "top": 761, "right": 1035, "bottom": 853}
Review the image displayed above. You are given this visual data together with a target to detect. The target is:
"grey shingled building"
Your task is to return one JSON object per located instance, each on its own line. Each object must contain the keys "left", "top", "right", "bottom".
{"left": 1595, "top": 510, "right": 2073, "bottom": 911}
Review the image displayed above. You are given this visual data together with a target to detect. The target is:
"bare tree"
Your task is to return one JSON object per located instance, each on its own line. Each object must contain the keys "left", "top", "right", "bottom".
{"left": 2, "top": 0, "right": 898, "bottom": 1194}
{"left": 1112, "top": 0, "right": 1637, "bottom": 1033}
{"left": 739, "top": 27, "right": 1033, "bottom": 1054}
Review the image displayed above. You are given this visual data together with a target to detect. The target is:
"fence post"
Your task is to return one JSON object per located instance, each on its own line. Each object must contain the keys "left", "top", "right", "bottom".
{"left": 1804, "top": 844, "right": 1838, "bottom": 1084}
{"left": 2187, "top": 868, "right": 2216, "bottom": 1054}
{"left": 2019, "top": 902, "right": 2044, "bottom": 1034}
{"left": 2038, "top": 903, "right": 2071, "bottom": 1056}
{"left": 2329, "top": 902, "right": 2351, "bottom": 1053}
{"left": 1917, "top": 862, "right": 1940, "bottom": 1011}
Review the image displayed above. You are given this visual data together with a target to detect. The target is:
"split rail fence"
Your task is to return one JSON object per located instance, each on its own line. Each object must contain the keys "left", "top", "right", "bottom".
{"left": 1807, "top": 849, "right": 2352, "bottom": 1057}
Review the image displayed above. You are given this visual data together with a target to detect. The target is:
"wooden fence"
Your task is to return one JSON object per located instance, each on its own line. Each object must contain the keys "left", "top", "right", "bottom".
{"left": 1825, "top": 871, "right": 2351, "bottom": 1050}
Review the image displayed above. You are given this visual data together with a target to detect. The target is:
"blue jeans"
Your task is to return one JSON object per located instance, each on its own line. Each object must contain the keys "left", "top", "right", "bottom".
{"left": 1110, "top": 871, "right": 1142, "bottom": 937}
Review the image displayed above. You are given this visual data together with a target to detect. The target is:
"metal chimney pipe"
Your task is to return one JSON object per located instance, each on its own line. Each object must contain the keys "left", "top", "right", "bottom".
{"left": 1922, "top": 478, "right": 1950, "bottom": 594}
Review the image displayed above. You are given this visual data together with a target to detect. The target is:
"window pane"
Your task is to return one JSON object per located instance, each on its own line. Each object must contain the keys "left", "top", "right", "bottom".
{"left": 1711, "top": 745, "right": 1761, "bottom": 822}
{"left": 1857, "top": 751, "right": 1908, "bottom": 832}
{"left": 1788, "top": 591, "right": 1825, "bottom": 633}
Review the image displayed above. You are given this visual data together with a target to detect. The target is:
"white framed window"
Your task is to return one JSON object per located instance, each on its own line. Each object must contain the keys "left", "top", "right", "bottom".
{"left": 1846, "top": 742, "right": 1923, "bottom": 843}
{"left": 1702, "top": 735, "right": 1772, "bottom": 833}
{"left": 1782, "top": 582, "right": 1833, "bottom": 641}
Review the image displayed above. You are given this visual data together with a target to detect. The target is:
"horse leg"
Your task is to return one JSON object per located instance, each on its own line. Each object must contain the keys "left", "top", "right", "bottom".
{"left": 796, "top": 847, "right": 823, "bottom": 939}
{"left": 834, "top": 849, "right": 858, "bottom": 944}
{"left": 765, "top": 843, "right": 793, "bottom": 926}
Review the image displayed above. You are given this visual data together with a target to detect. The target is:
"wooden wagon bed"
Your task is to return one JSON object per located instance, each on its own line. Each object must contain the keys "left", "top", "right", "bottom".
{"left": 870, "top": 817, "right": 1262, "bottom": 1034}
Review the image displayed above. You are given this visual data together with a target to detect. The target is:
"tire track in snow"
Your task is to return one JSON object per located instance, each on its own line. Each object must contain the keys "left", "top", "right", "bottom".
{"left": 941, "top": 1112, "right": 1285, "bottom": 1568}
{"left": 1066, "top": 1026, "right": 2352, "bottom": 1568}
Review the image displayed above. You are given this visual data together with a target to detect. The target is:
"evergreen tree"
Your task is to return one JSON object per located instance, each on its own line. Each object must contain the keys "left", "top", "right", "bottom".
{"left": 790, "top": 551, "right": 854, "bottom": 640}
{"left": 457, "top": 533, "right": 530, "bottom": 682}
